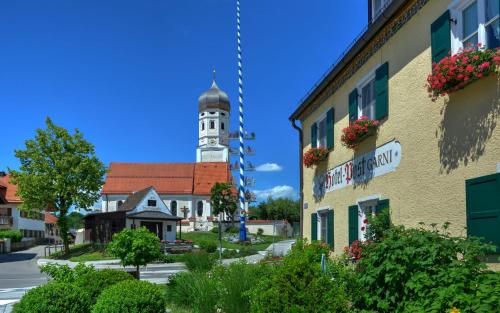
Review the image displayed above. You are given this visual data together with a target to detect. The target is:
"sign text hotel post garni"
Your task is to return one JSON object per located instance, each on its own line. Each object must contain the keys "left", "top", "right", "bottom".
{"left": 313, "top": 140, "right": 402, "bottom": 197}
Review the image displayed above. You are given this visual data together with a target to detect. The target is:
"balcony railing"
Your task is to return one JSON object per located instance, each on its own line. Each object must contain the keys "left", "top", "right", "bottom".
{"left": 0, "top": 216, "right": 13, "bottom": 226}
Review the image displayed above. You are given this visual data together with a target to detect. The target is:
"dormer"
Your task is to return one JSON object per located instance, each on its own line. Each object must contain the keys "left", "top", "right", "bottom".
{"left": 369, "top": 0, "right": 392, "bottom": 23}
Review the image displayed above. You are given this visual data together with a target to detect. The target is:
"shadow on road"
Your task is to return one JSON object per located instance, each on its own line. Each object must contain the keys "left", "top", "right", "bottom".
{"left": 0, "top": 253, "right": 37, "bottom": 264}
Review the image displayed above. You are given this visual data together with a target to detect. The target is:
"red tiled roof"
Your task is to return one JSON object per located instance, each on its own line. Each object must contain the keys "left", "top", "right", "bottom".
{"left": 0, "top": 175, "right": 22, "bottom": 203}
{"left": 45, "top": 212, "right": 58, "bottom": 224}
{"left": 102, "top": 162, "right": 231, "bottom": 196}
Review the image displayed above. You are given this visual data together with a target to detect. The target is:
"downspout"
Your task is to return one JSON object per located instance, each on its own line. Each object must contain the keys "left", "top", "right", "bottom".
{"left": 290, "top": 118, "right": 304, "bottom": 238}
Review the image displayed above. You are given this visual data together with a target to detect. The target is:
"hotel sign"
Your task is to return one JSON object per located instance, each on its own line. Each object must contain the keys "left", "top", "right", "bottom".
{"left": 313, "top": 140, "right": 402, "bottom": 197}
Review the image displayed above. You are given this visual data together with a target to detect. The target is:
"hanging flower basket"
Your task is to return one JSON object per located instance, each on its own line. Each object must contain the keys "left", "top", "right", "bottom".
{"left": 341, "top": 117, "right": 380, "bottom": 149}
{"left": 426, "top": 45, "right": 500, "bottom": 101}
{"left": 303, "top": 147, "right": 328, "bottom": 168}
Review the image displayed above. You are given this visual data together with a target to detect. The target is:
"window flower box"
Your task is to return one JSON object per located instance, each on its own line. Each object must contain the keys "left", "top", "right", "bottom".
{"left": 303, "top": 147, "right": 328, "bottom": 168}
{"left": 426, "top": 45, "right": 500, "bottom": 101}
{"left": 341, "top": 117, "right": 380, "bottom": 149}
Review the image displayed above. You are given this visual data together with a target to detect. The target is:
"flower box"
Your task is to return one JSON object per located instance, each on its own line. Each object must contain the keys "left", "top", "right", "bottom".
{"left": 303, "top": 147, "right": 328, "bottom": 168}
{"left": 341, "top": 117, "right": 380, "bottom": 149}
{"left": 426, "top": 45, "right": 500, "bottom": 101}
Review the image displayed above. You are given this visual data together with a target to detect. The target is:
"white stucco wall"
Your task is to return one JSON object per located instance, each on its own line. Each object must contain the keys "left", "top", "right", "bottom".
{"left": 0, "top": 203, "right": 45, "bottom": 233}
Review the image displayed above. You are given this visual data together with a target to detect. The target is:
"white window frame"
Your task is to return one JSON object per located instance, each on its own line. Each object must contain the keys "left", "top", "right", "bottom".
{"left": 355, "top": 65, "right": 379, "bottom": 120}
{"left": 450, "top": 0, "right": 499, "bottom": 53}
{"left": 315, "top": 207, "right": 331, "bottom": 243}
{"left": 314, "top": 110, "right": 329, "bottom": 148}
{"left": 356, "top": 195, "right": 381, "bottom": 242}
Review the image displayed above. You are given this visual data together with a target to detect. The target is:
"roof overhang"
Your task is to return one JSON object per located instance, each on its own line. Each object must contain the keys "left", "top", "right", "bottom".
{"left": 289, "top": 0, "right": 408, "bottom": 121}
{"left": 126, "top": 210, "right": 183, "bottom": 221}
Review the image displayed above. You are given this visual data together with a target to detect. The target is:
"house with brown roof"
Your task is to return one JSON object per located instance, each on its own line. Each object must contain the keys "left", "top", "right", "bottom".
{"left": 84, "top": 78, "right": 234, "bottom": 242}
{"left": 0, "top": 172, "right": 45, "bottom": 240}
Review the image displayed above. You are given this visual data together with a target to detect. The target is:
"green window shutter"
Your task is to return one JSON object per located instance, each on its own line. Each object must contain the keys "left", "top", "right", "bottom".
{"left": 311, "top": 123, "right": 317, "bottom": 148}
{"left": 375, "top": 198, "right": 390, "bottom": 214}
{"left": 327, "top": 210, "right": 334, "bottom": 248}
{"left": 375, "top": 62, "right": 389, "bottom": 120}
{"left": 348, "top": 205, "right": 359, "bottom": 245}
{"left": 311, "top": 213, "right": 317, "bottom": 241}
{"left": 326, "top": 108, "right": 334, "bottom": 149}
{"left": 348, "top": 89, "right": 358, "bottom": 123}
{"left": 431, "top": 10, "right": 451, "bottom": 64}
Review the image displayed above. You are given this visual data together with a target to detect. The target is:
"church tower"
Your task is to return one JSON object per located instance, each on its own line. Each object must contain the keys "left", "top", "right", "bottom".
{"left": 196, "top": 74, "right": 230, "bottom": 163}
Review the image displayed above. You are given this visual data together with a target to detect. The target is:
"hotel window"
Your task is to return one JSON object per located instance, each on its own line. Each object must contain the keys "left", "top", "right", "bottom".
{"left": 317, "top": 117, "right": 327, "bottom": 148}
{"left": 360, "top": 76, "right": 376, "bottom": 120}
{"left": 319, "top": 211, "right": 328, "bottom": 243}
{"left": 147, "top": 200, "right": 157, "bottom": 207}
{"left": 311, "top": 108, "right": 335, "bottom": 150}
{"left": 450, "top": 0, "right": 500, "bottom": 53}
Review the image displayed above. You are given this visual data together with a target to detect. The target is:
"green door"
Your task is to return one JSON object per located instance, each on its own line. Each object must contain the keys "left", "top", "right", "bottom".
{"left": 466, "top": 173, "right": 500, "bottom": 252}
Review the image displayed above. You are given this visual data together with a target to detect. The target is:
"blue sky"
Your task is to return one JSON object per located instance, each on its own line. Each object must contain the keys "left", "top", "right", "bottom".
{"left": 0, "top": 0, "right": 367, "bottom": 201}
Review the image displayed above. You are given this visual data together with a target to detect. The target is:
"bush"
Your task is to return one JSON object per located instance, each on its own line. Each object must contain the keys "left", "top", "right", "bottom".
{"left": 0, "top": 230, "right": 22, "bottom": 242}
{"left": 92, "top": 280, "right": 166, "bottom": 313}
{"left": 167, "top": 271, "right": 219, "bottom": 313}
{"left": 199, "top": 240, "right": 217, "bottom": 253}
{"left": 39, "top": 263, "right": 95, "bottom": 283}
{"left": 354, "top": 223, "right": 495, "bottom": 312}
{"left": 225, "top": 226, "right": 239, "bottom": 234}
{"left": 183, "top": 251, "right": 216, "bottom": 272}
{"left": 210, "top": 226, "right": 219, "bottom": 233}
{"left": 364, "top": 207, "right": 391, "bottom": 242}
{"left": 13, "top": 282, "right": 92, "bottom": 313}
{"left": 248, "top": 240, "right": 351, "bottom": 313}
{"left": 256, "top": 228, "right": 264, "bottom": 236}
{"left": 75, "top": 269, "right": 133, "bottom": 302}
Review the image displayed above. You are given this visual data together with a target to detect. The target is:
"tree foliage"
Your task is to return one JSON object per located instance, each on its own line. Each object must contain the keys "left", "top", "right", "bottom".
{"left": 249, "top": 197, "right": 300, "bottom": 223}
{"left": 10, "top": 117, "right": 106, "bottom": 253}
{"left": 210, "top": 182, "right": 237, "bottom": 222}
{"left": 107, "top": 227, "right": 161, "bottom": 278}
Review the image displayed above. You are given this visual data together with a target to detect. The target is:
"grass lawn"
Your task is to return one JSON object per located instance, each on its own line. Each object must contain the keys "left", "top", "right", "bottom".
{"left": 48, "top": 244, "right": 115, "bottom": 262}
{"left": 179, "top": 231, "right": 285, "bottom": 251}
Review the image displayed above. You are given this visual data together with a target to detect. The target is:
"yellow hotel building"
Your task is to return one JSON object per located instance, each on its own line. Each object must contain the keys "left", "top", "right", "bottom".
{"left": 289, "top": 0, "right": 499, "bottom": 252}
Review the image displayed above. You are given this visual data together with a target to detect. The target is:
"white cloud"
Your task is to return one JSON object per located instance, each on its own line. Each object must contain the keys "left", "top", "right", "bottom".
{"left": 253, "top": 185, "right": 298, "bottom": 200}
{"left": 255, "top": 163, "right": 283, "bottom": 172}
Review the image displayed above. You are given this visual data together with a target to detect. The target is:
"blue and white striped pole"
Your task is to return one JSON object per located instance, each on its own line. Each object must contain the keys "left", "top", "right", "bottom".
{"left": 237, "top": 0, "right": 247, "bottom": 242}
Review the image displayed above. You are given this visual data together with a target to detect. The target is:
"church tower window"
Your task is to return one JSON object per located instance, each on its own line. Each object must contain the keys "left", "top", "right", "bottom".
{"left": 221, "top": 122, "right": 225, "bottom": 130}
{"left": 201, "top": 122, "right": 205, "bottom": 131}
{"left": 210, "top": 121, "right": 215, "bottom": 129}
{"left": 197, "top": 201, "right": 203, "bottom": 217}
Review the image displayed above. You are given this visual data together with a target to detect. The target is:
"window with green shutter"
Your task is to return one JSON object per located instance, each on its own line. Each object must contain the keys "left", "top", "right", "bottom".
{"left": 431, "top": 10, "right": 451, "bottom": 64}
{"left": 326, "top": 108, "right": 335, "bottom": 149}
{"left": 375, "top": 62, "right": 389, "bottom": 120}
{"left": 376, "top": 199, "right": 390, "bottom": 214}
{"left": 348, "top": 89, "right": 358, "bottom": 123}
{"left": 327, "top": 210, "right": 334, "bottom": 248}
{"left": 311, "top": 213, "right": 317, "bottom": 241}
{"left": 348, "top": 205, "right": 359, "bottom": 245}
{"left": 311, "top": 123, "right": 317, "bottom": 148}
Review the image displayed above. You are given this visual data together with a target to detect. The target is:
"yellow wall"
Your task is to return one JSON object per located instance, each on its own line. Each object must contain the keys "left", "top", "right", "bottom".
{"left": 300, "top": 0, "right": 500, "bottom": 252}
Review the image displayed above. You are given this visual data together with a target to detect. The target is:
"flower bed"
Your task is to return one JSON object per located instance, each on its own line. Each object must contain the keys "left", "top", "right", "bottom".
{"left": 341, "top": 117, "right": 379, "bottom": 149}
{"left": 427, "top": 45, "right": 500, "bottom": 101}
{"left": 303, "top": 147, "right": 328, "bottom": 168}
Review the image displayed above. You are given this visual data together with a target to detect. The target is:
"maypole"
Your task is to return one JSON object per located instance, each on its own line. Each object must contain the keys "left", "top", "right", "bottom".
{"left": 236, "top": 0, "right": 247, "bottom": 242}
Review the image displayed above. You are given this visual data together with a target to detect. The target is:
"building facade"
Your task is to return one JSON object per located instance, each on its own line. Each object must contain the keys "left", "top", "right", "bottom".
{"left": 0, "top": 173, "right": 45, "bottom": 240}
{"left": 290, "top": 0, "right": 499, "bottom": 252}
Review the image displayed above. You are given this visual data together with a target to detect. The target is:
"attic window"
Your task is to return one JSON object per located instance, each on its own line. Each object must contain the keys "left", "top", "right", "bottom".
{"left": 372, "top": 0, "right": 391, "bottom": 22}
{"left": 148, "top": 200, "right": 157, "bottom": 207}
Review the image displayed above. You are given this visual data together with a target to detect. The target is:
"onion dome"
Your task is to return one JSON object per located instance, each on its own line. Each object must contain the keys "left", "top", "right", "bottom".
{"left": 198, "top": 79, "right": 230, "bottom": 113}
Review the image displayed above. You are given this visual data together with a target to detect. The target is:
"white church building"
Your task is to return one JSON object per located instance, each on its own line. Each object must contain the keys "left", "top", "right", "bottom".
{"left": 84, "top": 78, "right": 233, "bottom": 242}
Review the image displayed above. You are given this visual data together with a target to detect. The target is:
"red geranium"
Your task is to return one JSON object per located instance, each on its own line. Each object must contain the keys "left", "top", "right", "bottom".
{"left": 340, "top": 117, "right": 379, "bottom": 149}
{"left": 426, "top": 45, "right": 500, "bottom": 101}
{"left": 344, "top": 240, "right": 363, "bottom": 261}
{"left": 303, "top": 147, "right": 328, "bottom": 168}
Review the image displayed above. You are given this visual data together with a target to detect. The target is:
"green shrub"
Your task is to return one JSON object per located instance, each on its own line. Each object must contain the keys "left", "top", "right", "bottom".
{"left": 183, "top": 251, "right": 216, "bottom": 272}
{"left": 364, "top": 207, "right": 392, "bottom": 242}
{"left": 13, "top": 282, "right": 92, "bottom": 313}
{"left": 221, "top": 249, "right": 239, "bottom": 259}
{"left": 225, "top": 226, "right": 239, "bottom": 234}
{"left": 75, "top": 269, "right": 133, "bottom": 302}
{"left": 167, "top": 271, "right": 220, "bottom": 313}
{"left": 355, "top": 224, "right": 495, "bottom": 313}
{"left": 0, "top": 230, "right": 22, "bottom": 242}
{"left": 199, "top": 240, "right": 217, "bottom": 253}
{"left": 210, "top": 226, "right": 219, "bottom": 234}
{"left": 214, "top": 262, "right": 272, "bottom": 313}
{"left": 248, "top": 240, "right": 351, "bottom": 313}
{"left": 39, "top": 263, "right": 95, "bottom": 283}
{"left": 256, "top": 228, "right": 264, "bottom": 236}
{"left": 92, "top": 280, "right": 166, "bottom": 313}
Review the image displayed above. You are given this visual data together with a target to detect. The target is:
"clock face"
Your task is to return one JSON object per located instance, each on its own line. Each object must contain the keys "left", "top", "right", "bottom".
{"left": 209, "top": 138, "right": 217, "bottom": 146}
